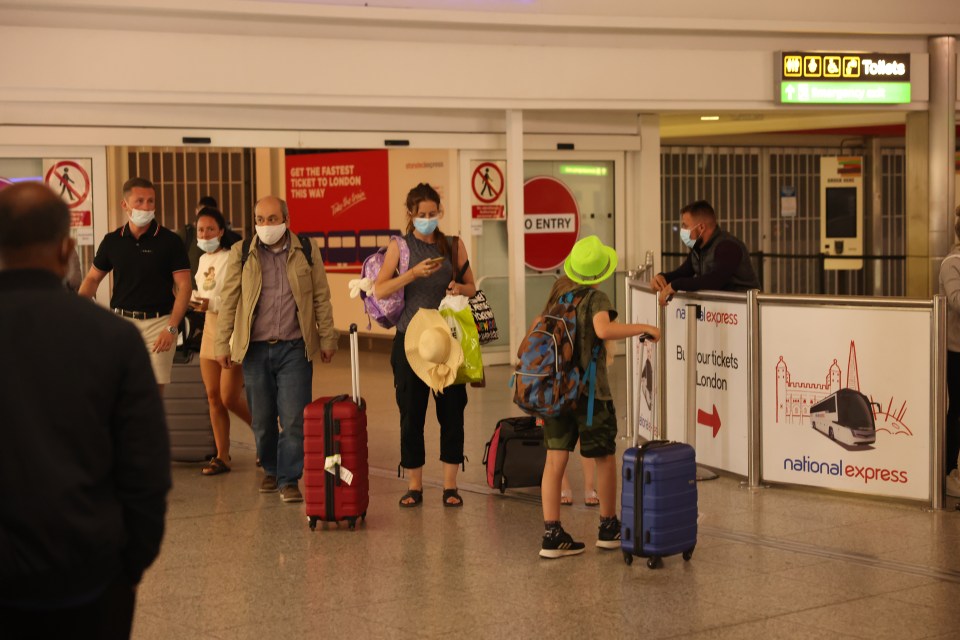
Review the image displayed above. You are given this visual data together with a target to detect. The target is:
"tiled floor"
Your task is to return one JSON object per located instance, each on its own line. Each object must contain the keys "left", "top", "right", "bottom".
{"left": 134, "top": 349, "right": 960, "bottom": 639}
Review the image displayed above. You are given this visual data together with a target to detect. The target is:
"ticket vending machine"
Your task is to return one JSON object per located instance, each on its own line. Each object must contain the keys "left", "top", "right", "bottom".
{"left": 820, "top": 156, "right": 864, "bottom": 270}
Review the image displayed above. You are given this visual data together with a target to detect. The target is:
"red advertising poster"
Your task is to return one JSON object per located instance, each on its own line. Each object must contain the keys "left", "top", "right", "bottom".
{"left": 285, "top": 150, "right": 390, "bottom": 268}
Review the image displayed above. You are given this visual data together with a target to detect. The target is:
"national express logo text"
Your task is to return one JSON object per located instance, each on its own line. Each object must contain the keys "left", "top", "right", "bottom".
{"left": 674, "top": 306, "right": 739, "bottom": 327}
{"left": 783, "top": 456, "right": 908, "bottom": 485}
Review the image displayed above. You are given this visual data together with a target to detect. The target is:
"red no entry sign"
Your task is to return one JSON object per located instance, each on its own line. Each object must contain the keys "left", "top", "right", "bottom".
{"left": 523, "top": 176, "right": 580, "bottom": 271}
{"left": 45, "top": 160, "right": 90, "bottom": 209}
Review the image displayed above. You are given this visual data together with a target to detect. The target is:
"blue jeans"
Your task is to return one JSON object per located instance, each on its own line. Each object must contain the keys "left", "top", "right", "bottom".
{"left": 242, "top": 339, "right": 312, "bottom": 487}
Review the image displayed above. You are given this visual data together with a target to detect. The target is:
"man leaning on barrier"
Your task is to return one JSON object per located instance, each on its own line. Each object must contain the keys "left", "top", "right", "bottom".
{"left": 652, "top": 199, "right": 760, "bottom": 306}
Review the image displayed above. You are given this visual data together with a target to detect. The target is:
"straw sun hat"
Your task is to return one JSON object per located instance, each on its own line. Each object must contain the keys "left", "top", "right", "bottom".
{"left": 404, "top": 309, "right": 463, "bottom": 393}
{"left": 564, "top": 235, "right": 618, "bottom": 285}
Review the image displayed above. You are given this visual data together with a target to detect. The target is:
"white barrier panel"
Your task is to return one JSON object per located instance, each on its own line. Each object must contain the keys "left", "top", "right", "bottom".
{"left": 760, "top": 304, "right": 932, "bottom": 501}
{"left": 665, "top": 297, "right": 750, "bottom": 476}
{"left": 629, "top": 286, "right": 660, "bottom": 441}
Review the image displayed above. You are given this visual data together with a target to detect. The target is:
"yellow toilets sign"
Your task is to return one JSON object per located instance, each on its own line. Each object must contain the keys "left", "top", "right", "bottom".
{"left": 778, "top": 52, "right": 911, "bottom": 104}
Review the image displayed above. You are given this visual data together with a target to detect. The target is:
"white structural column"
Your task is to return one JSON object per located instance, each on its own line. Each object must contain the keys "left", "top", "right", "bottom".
{"left": 928, "top": 37, "right": 957, "bottom": 285}
{"left": 634, "top": 114, "right": 662, "bottom": 273}
{"left": 506, "top": 110, "right": 526, "bottom": 364}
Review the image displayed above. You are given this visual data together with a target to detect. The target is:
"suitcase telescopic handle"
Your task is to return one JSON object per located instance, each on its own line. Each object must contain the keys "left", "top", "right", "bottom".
{"left": 349, "top": 323, "right": 360, "bottom": 405}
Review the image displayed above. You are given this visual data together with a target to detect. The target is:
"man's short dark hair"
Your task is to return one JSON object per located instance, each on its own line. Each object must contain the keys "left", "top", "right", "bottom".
{"left": 681, "top": 200, "right": 716, "bottom": 221}
{"left": 0, "top": 183, "right": 70, "bottom": 252}
{"left": 122, "top": 177, "right": 156, "bottom": 195}
{"left": 198, "top": 196, "right": 218, "bottom": 209}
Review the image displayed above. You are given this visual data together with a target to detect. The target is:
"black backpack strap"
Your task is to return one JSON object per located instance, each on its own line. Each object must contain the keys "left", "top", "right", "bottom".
{"left": 451, "top": 235, "right": 470, "bottom": 283}
{"left": 297, "top": 233, "right": 314, "bottom": 267}
{"left": 241, "top": 237, "right": 253, "bottom": 266}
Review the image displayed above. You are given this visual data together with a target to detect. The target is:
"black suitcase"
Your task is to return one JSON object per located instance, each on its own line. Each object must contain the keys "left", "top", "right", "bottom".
{"left": 482, "top": 417, "right": 546, "bottom": 493}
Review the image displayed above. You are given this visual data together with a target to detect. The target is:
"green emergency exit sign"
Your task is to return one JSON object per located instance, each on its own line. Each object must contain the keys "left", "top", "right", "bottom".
{"left": 777, "top": 51, "right": 912, "bottom": 105}
{"left": 780, "top": 81, "right": 911, "bottom": 104}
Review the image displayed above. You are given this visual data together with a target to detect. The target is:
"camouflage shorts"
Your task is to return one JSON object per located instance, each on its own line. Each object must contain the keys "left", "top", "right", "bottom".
{"left": 542, "top": 399, "right": 618, "bottom": 458}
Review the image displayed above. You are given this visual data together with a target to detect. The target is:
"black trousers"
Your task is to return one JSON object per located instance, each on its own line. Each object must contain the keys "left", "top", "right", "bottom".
{"left": 0, "top": 573, "right": 136, "bottom": 640}
{"left": 947, "top": 350, "right": 960, "bottom": 473}
{"left": 391, "top": 332, "right": 467, "bottom": 469}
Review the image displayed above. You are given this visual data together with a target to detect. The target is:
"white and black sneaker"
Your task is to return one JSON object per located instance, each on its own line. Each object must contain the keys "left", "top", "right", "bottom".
{"left": 596, "top": 517, "right": 622, "bottom": 549}
{"left": 539, "top": 527, "right": 586, "bottom": 559}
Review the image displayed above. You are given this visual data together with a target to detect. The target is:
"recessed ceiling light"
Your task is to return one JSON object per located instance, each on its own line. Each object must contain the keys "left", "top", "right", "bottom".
{"left": 700, "top": 116, "right": 720, "bottom": 121}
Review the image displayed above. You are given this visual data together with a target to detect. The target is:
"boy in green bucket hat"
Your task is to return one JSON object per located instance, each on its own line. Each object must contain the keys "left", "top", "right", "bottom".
{"left": 537, "top": 235, "right": 661, "bottom": 558}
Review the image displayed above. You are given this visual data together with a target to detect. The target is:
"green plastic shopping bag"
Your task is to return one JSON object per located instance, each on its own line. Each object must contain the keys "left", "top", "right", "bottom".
{"left": 439, "top": 295, "right": 483, "bottom": 385}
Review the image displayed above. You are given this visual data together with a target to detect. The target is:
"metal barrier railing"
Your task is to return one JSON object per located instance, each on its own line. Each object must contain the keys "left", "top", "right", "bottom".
{"left": 662, "top": 251, "right": 908, "bottom": 297}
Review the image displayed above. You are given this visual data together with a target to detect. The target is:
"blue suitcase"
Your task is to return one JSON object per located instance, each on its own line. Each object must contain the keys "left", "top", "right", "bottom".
{"left": 621, "top": 440, "right": 698, "bottom": 569}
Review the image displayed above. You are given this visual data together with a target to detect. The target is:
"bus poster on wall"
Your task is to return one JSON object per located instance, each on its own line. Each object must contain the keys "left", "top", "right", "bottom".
{"left": 760, "top": 304, "right": 932, "bottom": 501}
{"left": 285, "top": 150, "right": 390, "bottom": 271}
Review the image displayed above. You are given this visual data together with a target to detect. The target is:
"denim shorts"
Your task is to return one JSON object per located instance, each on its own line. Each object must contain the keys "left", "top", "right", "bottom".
{"left": 542, "top": 399, "right": 618, "bottom": 458}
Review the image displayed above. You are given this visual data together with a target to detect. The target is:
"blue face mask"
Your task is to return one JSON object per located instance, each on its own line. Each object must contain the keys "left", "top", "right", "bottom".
{"left": 413, "top": 217, "right": 439, "bottom": 235}
{"left": 679, "top": 227, "right": 698, "bottom": 249}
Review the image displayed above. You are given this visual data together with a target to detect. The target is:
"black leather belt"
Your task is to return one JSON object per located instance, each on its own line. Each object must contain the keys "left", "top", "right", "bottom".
{"left": 113, "top": 308, "right": 165, "bottom": 320}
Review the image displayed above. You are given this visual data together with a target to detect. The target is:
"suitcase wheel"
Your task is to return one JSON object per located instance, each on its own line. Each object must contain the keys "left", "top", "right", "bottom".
{"left": 308, "top": 516, "right": 317, "bottom": 531}
{"left": 347, "top": 517, "right": 356, "bottom": 530}
{"left": 361, "top": 511, "right": 367, "bottom": 522}
{"left": 683, "top": 548, "right": 694, "bottom": 561}
{"left": 623, "top": 552, "right": 633, "bottom": 566}
{"left": 646, "top": 556, "right": 662, "bottom": 570}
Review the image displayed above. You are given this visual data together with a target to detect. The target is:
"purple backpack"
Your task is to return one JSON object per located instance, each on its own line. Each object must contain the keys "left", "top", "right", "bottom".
{"left": 359, "top": 236, "right": 409, "bottom": 329}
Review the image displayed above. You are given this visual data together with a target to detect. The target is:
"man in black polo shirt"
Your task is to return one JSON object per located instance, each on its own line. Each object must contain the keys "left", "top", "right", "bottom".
{"left": 652, "top": 199, "right": 760, "bottom": 306}
{"left": 79, "top": 177, "right": 191, "bottom": 391}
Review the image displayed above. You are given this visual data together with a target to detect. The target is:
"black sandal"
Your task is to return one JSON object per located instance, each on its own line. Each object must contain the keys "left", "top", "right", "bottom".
{"left": 399, "top": 489, "right": 423, "bottom": 508}
{"left": 442, "top": 488, "right": 463, "bottom": 508}
{"left": 201, "top": 457, "right": 231, "bottom": 476}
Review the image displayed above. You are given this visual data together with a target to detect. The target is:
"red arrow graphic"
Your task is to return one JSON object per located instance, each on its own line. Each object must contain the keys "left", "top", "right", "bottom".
{"left": 697, "top": 405, "right": 721, "bottom": 438}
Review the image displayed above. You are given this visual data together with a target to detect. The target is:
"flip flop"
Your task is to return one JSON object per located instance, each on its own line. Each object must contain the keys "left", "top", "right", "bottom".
{"left": 442, "top": 488, "right": 463, "bottom": 508}
{"left": 584, "top": 490, "right": 600, "bottom": 507}
{"left": 560, "top": 490, "right": 573, "bottom": 506}
{"left": 201, "top": 457, "right": 231, "bottom": 476}
{"left": 399, "top": 489, "right": 423, "bottom": 508}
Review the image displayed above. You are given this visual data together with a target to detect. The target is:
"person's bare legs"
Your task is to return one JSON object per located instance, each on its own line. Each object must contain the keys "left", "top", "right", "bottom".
{"left": 400, "top": 467, "right": 423, "bottom": 505}
{"left": 560, "top": 470, "right": 573, "bottom": 505}
{"left": 443, "top": 462, "right": 461, "bottom": 505}
{"left": 581, "top": 455, "right": 599, "bottom": 505}
{"left": 221, "top": 365, "right": 252, "bottom": 427}
{"left": 542, "top": 449, "right": 570, "bottom": 522}
{"left": 594, "top": 454, "right": 617, "bottom": 519}
{"left": 199, "top": 358, "right": 230, "bottom": 463}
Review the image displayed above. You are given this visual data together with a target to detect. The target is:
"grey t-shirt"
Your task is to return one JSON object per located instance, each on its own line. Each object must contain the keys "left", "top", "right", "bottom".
{"left": 396, "top": 233, "right": 453, "bottom": 333}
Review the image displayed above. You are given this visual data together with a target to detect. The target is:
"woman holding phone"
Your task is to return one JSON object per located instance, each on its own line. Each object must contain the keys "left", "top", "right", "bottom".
{"left": 375, "top": 183, "right": 476, "bottom": 508}
{"left": 191, "top": 207, "right": 252, "bottom": 476}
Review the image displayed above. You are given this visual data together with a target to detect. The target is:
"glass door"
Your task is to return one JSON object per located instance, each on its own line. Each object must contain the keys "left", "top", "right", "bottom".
{"left": 459, "top": 150, "right": 625, "bottom": 364}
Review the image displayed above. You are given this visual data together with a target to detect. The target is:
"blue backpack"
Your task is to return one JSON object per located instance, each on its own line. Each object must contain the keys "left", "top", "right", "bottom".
{"left": 511, "top": 288, "right": 602, "bottom": 426}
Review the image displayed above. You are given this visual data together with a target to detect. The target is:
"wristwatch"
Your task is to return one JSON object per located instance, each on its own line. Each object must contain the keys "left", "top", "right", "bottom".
{"left": 166, "top": 325, "right": 178, "bottom": 336}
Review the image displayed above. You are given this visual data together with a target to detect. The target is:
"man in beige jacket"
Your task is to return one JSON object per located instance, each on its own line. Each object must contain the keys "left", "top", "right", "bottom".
{"left": 215, "top": 196, "right": 337, "bottom": 502}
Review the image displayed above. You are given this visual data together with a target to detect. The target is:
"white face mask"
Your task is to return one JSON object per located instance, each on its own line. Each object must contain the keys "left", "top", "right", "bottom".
{"left": 129, "top": 208, "right": 155, "bottom": 227}
{"left": 197, "top": 237, "right": 220, "bottom": 253}
{"left": 255, "top": 223, "right": 287, "bottom": 246}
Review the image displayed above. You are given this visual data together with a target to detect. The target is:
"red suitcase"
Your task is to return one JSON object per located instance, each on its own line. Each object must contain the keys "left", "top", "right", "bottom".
{"left": 303, "top": 324, "right": 369, "bottom": 530}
